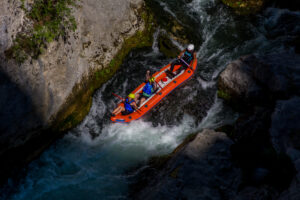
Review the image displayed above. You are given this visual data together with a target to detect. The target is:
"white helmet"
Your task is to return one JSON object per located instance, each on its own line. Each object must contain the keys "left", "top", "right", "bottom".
{"left": 187, "top": 44, "right": 194, "bottom": 51}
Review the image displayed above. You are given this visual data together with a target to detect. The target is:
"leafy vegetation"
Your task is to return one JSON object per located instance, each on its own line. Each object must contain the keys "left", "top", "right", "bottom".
{"left": 5, "top": 0, "right": 78, "bottom": 63}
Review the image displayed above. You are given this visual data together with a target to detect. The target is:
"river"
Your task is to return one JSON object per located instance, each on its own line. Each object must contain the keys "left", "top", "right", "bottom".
{"left": 1, "top": 0, "right": 299, "bottom": 199}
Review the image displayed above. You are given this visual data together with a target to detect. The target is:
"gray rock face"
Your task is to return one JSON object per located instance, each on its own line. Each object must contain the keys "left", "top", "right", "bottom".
{"left": 218, "top": 56, "right": 257, "bottom": 99}
{"left": 132, "top": 129, "right": 242, "bottom": 200}
{"left": 0, "top": 0, "right": 144, "bottom": 182}
{"left": 0, "top": 0, "right": 143, "bottom": 124}
{"left": 218, "top": 53, "right": 300, "bottom": 107}
{"left": 218, "top": 55, "right": 262, "bottom": 105}
{"left": 218, "top": 52, "right": 300, "bottom": 199}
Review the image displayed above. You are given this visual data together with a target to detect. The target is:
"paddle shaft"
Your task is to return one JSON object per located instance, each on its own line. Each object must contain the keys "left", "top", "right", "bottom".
{"left": 112, "top": 92, "right": 125, "bottom": 101}
{"left": 155, "top": 80, "right": 163, "bottom": 90}
{"left": 180, "top": 58, "right": 194, "bottom": 71}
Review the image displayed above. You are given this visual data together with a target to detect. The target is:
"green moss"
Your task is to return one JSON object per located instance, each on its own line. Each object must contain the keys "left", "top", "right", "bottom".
{"left": 221, "top": 0, "right": 266, "bottom": 15}
{"left": 217, "top": 89, "right": 232, "bottom": 101}
{"left": 158, "top": 33, "right": 181, "bottom": 58}
{"left": 52, "top": 5, "right": 156, "bottom": 132}
{"left": 5, "top": 0, "right": 78, "bottom": 63}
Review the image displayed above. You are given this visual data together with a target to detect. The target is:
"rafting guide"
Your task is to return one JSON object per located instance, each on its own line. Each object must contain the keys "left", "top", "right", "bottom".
{"left": 111, "top": 44, "right": 197, "bottom": 123}
{"left": 168, "top": 44, "right": 196, "bottom": 78}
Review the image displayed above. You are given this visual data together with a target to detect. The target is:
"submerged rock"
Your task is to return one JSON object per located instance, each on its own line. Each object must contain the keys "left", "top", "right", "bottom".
{"left": 130, "top": 129, "right": 242, "bottom": 200}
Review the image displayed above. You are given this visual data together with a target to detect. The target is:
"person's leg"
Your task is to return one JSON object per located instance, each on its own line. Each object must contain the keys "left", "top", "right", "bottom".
{"left": 112, "top": 106, "right": 120, "bottom": 115}
{"left": 170, "top": 60, "right": 181, "bottom": 72}
{"left": 118, "top": 107, "right": 125, "bottom": 115}
{"left": 112, "top": 105, "right": 123, "bottom": 115}
{"left": 174, "top": 60, "right": 186, "bottom": 74}
{"left": 139, "top": 97, "right": 146, "bottom": 106}
{"left": 135, "top": 93, "right": 140, "bottom": 105}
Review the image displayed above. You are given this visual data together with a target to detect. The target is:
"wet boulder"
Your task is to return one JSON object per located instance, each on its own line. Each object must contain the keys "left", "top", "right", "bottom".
{"left": 218, "top": 55, "right": 266, "bottom": 109}
{"left": 130, "top": 129, "right": 242, "bottom": 200}
{"left": 158, "top": 33, "right": 181, "bottom": 58}
{"left": 218, "top": 53, "right": 300, "bottom": 110}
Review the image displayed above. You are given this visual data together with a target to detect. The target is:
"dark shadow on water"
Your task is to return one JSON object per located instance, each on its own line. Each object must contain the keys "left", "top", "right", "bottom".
{"left": 0, "top": 68, "right": 52, "bottom": 195}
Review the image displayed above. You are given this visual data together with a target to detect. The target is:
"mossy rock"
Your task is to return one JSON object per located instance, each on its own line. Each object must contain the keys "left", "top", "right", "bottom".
{"left": 217, "top": 85, "right": 247, "bottom": 112}
{"left": 217, "top": 89, "right": 232, "bottom": 101}
{"left": 221, "top": 0, "right": 267, "bottom": 15}
{"left": 52, "top": 4, "right": 156, "bottom": 132}
{"left": 145, "top": 0, "right": 202, "bottom": 48}
{"left": 6, "top": 0, "right": 78, "bottom": 63}
{"left": 158, "top": 33, "right": 181, "bottom": 58}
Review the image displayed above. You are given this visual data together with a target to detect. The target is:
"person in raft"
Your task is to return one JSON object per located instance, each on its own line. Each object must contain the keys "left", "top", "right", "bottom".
{"left": 112, "top": 93, "right": 138, "bottom": 116}
{"left": 137, "top": 75, "right": 157, "bottom": 106}
{"left": 169, "top": 44, "right": 196, "bottom": 77}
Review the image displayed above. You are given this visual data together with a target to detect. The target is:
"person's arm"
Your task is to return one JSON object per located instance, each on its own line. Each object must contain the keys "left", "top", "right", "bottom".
{"left": 131, "top": 102, "right": 139, "bottom": 110}
{"left": 178, "top": 50, "right": 185, "bottom": 58}
{"left": 152, "top": 82, "right": 157, "bottom": 91}
{"left": 192, "top": 52, "right": 197, "bottom": 65}
{"left": 145, "top": 70, "right": 151, "bottom": 82}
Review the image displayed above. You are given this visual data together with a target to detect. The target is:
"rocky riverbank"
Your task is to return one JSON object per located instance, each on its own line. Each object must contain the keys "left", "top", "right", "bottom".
{"left": 0, "top": 0, "right": 154, "bottom": 184}
{"left": 130, "top": 129, "right": 242, "bottom": 200}
{"left": 130, "top": 51, "right": 300, "bottom": 199}
{"left": 218, "top": 52, "right": 300, "bottom": 199}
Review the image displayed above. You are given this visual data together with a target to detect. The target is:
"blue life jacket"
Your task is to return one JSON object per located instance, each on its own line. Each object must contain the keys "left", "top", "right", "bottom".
{"left": 124, "top": 98, "right": 135, "bottom": 112}
{"left": 143, "top": 82, "right": 153, "bottom": 97}
{"left": 182, "top": 50, "right": 193, "bottom": 64}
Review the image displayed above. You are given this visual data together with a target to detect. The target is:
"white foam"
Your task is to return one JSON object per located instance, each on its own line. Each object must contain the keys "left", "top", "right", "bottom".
{"left": 73, "top": 115, "right": 196, "bottom": 153}
{"left": 152, "top": 29, "right": 160, "bottom": 54}
{"left": 197, "top": 77, "right": 215, "bottom": 89}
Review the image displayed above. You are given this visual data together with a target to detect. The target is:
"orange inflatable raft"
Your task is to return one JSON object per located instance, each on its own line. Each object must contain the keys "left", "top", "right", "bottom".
{"left": 110, "top": 58, "right": 197, "bottom": 123}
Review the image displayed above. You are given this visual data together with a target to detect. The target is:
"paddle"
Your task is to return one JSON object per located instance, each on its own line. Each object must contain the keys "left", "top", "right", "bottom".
{"left": 154, "top": 79, "right": 163, "bottom": 90}
{"left": 112, "top": 92, "right": 125, "bottom": 101}
{"left": 179, "top": 58, "right": 194, "bottom": 72}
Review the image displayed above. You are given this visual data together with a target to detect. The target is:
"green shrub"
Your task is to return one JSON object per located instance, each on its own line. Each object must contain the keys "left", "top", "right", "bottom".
{"left": 6, "top": 0, "right": 78, "bottom": 63}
